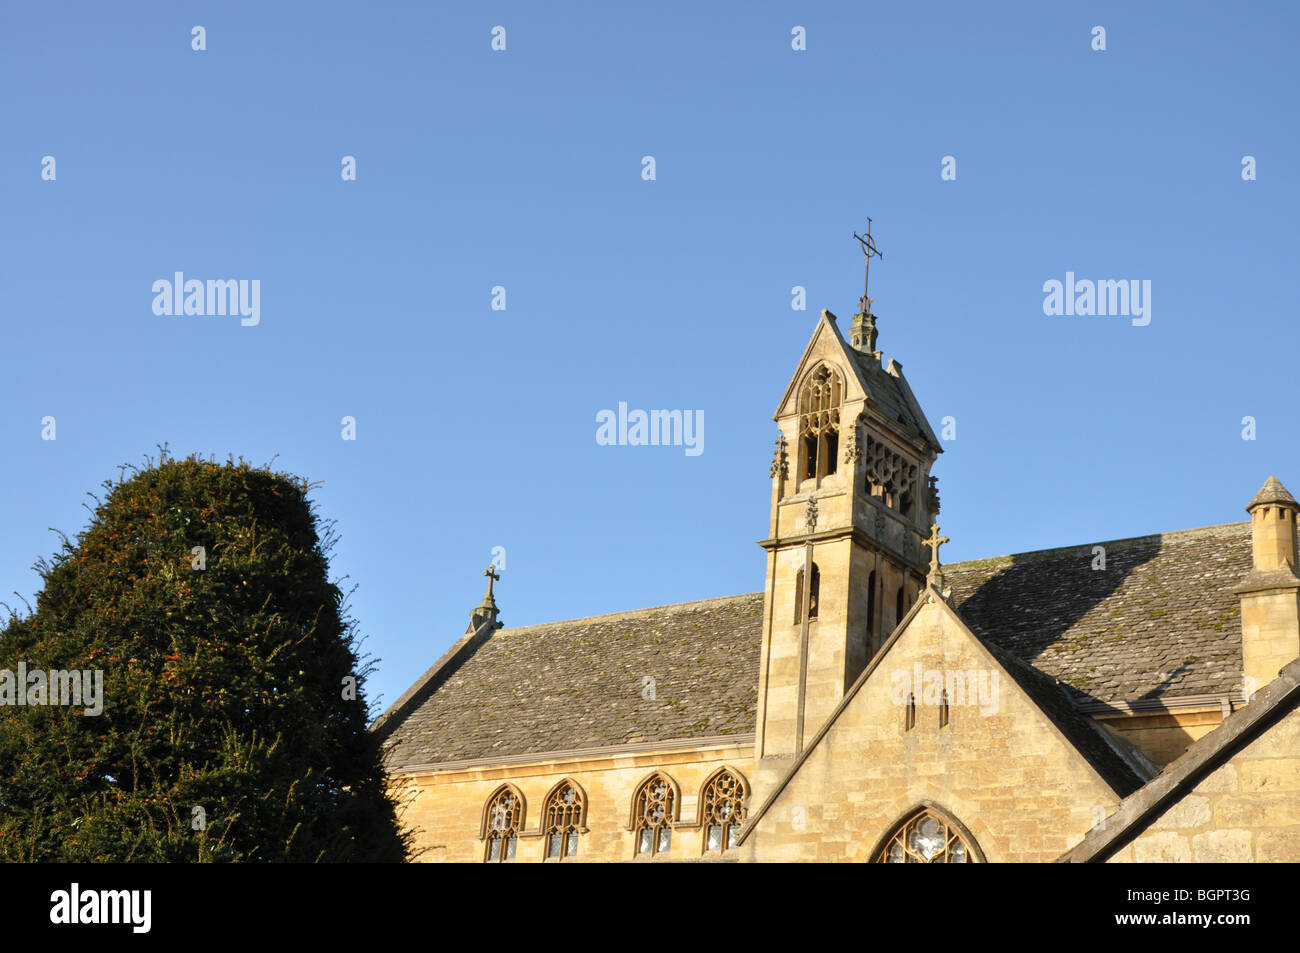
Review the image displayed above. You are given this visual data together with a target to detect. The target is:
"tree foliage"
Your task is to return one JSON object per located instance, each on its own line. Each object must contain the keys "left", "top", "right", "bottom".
{"left": 0, "top": 452, "right": 409, "bottom": 861}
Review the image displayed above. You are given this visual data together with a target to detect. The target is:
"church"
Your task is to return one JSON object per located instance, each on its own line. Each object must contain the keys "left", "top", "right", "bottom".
{"left": 372, "top": 251, "right": 1300, "bottom": 863}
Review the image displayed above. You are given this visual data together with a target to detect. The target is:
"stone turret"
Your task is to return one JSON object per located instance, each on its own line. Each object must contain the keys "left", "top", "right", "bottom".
{"left": 1233, "top": 476, "right": 1300, "bottom": 697}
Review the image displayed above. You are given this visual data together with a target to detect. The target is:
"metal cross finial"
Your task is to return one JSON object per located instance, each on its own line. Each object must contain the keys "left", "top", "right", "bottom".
{"left": 852, "top": 218, "right": 883, "bottom": 313}
{"left": 923, "top": 524, "right": 949, "bottom": 574}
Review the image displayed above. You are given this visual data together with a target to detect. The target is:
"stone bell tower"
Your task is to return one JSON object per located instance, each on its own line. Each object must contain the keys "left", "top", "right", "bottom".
{"left": 753, "top": 228, "right": 943, "bottom": 774}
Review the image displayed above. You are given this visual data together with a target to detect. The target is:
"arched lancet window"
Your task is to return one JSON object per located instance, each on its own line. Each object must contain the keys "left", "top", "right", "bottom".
{"left": 866, "top": 570, "right": 877, "bottom": 646}
{"left": 809, "top": 563, "right": 819, "bottom": 620}
{"left": 700, "top": 768, "right": 748, "bottom": 852}
{"left": 875, "top": 807, "right": 981, "bottom": 863}
{"left": 799, "top": 366, "right": 843, "bottom": 481}
{"left": 542, "top": 780, "right": 585, "bottom": 860}
{"left": 895, "top": 585, "right": 905, "bottom": 625}
{"left": 483, "top": 785, "right": 523, "bottom": 862}
{"left": 795, "top": 563, "right": 820, "bottom": 623}
{"left": 632, "top": 773, "right": 676, "bottom": 857}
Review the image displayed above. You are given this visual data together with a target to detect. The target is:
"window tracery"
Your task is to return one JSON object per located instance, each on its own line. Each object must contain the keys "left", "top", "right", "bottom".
{"left": 542, "top": 781, "right": 585, "bottom": 860}
{"left": 876, "top": 808, "right": 978, "bottom": 863}
{"left": 799, "top": 366, "right": 843, "bottom": 480}
{"left": 700, "top": 769, "right": 747, "bottom": 852}
{"left": 483, "top": 786, "right": 522, "bottom": 862}
{"left": 864, "top": 435, "right": 918, "bottom": 514}
{"left": 633, "top": 774, "right": 675, "bottom": 857}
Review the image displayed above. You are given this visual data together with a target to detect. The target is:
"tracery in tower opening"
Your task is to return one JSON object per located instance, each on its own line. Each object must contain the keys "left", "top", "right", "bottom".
{"left": 864, "top": 434, "right": 918, "bottom": 516}
{"left": 799, "top": 365, "right": 843, "bottom": 481}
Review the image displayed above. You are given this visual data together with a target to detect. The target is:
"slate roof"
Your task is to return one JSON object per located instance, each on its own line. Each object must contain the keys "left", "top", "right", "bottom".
{"left": 378, "top": 522, "right": 1251, "bottom": 770}
{"left": 947, "top": 522, "right": 1249, "bottom": 705}
{"left": 377, "top": 593, "right": 763, "bottom": 772}
{"left": 854, "top": 350, "right": 934, "bottom": 447}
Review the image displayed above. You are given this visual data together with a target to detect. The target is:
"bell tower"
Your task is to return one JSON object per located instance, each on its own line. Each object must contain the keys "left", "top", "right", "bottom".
{"left": 754, "top": 228, "right": 943, "bottom": 773}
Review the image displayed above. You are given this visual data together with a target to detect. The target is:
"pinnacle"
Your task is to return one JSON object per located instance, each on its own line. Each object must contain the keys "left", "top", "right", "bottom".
{"left": 1247, "top": 475, "right": 1298, "bottom": 510}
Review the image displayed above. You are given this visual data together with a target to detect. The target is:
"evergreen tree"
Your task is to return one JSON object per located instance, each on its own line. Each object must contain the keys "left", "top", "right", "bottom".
{"left": 0, "top": 452, "right": 409, "bottom": 861}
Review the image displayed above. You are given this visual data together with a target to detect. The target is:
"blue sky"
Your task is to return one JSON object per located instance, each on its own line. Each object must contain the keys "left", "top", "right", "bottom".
{"left": 3, "top": 1, "right": 1297, "bottom": 716}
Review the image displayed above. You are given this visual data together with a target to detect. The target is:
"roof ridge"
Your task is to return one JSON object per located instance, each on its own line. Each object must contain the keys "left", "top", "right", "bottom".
{"left": 481, "top": 522, "right": 1248, "bottom": 635}
{"left": 946, "top": 520, "right": 1249, "bottom": 571}
{"left": 495, "top": 590, "right": 763, "bottom": 634}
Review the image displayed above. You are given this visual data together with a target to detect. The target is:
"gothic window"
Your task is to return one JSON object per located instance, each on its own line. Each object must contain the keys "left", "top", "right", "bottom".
{"left": 799, "top": 366, "right": 843, "bottom": 481}
{"left": 875, "top": 808, "right": 980, "bottom": 863}
{"left": 700, "top": 768, "right": 748, "bottom": 852}
{"left": 809, "top": 564, "right": 819, "bottom": 620}
{"left": 483, "top": 785, "right": 523, "bottom": 862}
{"left": 632, "top": 773, "right": 676, "bottom": 857}
{"left": 905, "top": 693, "right": 916, "bottom": 731}
{"left": 895, "top": 585, "right": 905, "bottom": 625}
{"left": 939, "top": 690, "right": 950, "bottom": 729}
{"left": 865, "top": 435, "right": 918, "bottom": 514}
{"left": 866, "top": 570, "right": 877, "bottom": 646}
{"left": 795, "top": 564, "right": 820, "bottom": 623}
{"left": 542, "top": 780, "right": 585, "bottom": 860}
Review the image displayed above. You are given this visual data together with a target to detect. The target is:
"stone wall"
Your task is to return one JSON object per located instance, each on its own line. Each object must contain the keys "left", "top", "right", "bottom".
{"left": 1098, "top": 708, "right": 1223, "bottom": 768}
{"left": 392, "top": 740, "right": 754, "bottom": 862}
{"left": 1109, "top": 705, "right": 1300, "bottom": 863}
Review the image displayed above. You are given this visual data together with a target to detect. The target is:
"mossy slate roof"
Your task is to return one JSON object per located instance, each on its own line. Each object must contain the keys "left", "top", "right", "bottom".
{"left": 378, "top": 594, "right": 765, "bottom": 771}
{"left": 946, "top": 522, "right": 1248, "bottom": 705}
{"left": 379, "top": 522, "right": 1249, "bottom": 770}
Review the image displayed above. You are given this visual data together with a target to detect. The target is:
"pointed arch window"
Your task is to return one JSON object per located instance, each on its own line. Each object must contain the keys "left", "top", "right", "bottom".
{"left": 866, "top": 569, "right": 877, "bottom": 648}
{"left": 483, "top": 786, "right": 522, "bottom": 862}
{"left": 632, "top": 774, "right": 676, "bottom": 857}
{"left": 542, "top": 780, "right": 586, "bottom": 860}
{"left": 895, "top": 585, "right": 905, "bottom": 626}
{"left": 875, "top": 807, "right": 981, "bottom": 863}
{"left": 794, "top": 563, "right": 820, "bottom": 623}
{"left": 700, "top": 768, "right": 748, "bottom": 852}
{"left": 799, "top": 366, "right": 843, "bottom": 481}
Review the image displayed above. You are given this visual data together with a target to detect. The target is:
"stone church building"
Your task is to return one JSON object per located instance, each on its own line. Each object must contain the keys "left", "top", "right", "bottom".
{"left": 373, "top": 286, "right": 1300, "bottom": 863}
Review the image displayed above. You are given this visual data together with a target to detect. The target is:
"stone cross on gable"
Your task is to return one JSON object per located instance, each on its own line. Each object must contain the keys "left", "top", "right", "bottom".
{"left": 484, "top": 565, "right": 500, "bottom": 597}
{"left": 923, "top": 524, "right": 949, "bottom": 575}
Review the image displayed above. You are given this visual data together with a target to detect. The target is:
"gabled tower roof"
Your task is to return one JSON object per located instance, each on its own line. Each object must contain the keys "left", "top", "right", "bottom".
{"left": 773, "top": 308, "right": 940, "bottom": 453}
